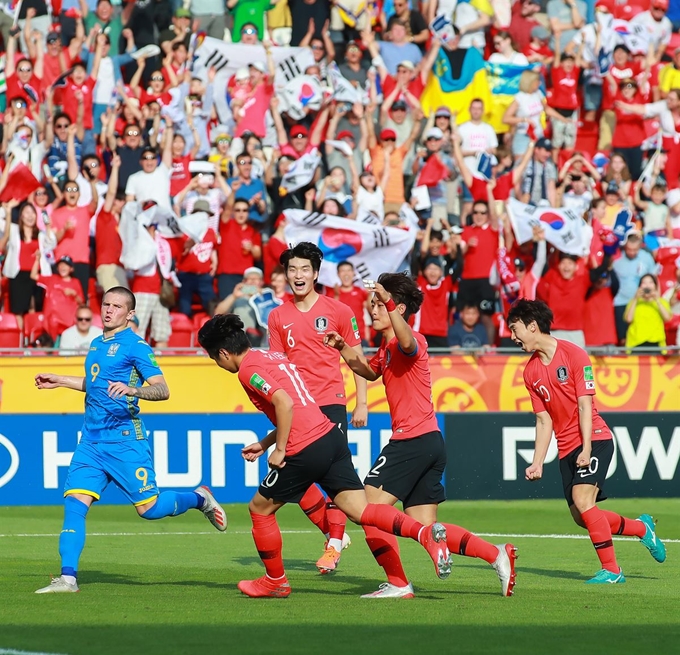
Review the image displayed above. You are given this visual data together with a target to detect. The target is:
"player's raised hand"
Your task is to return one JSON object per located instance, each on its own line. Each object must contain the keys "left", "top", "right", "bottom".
{"left": 373, "top": 282, "right": 391, "bottom": 305}
{"left": 525, "top": 463, "right": 543, "bottom": 481}
{"left": 268, "top": 448, "right": 286, "bottom": 470}
{"left": 324, "top": 330, "right": 346, "bottom": 351}
{"left": 242, "top": 441, "right": 265, "bottom": 461}
{"left": 35, "top": 373, "right": 60, "bottom": 389}
{"left": 107, "top": 381, "right": 135, "bottom": 398}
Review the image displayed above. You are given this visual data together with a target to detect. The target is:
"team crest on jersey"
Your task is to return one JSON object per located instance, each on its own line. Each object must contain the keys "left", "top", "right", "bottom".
{"left": 107, "top": 343, "right": 120, "bottom": 357}
{"left": 314, "top": 316, "right": 328, "bottom": 332}
{"left": 385, "top": 349, "right": 392, "bottom": 366}
{"left": 556, "top": 366, "right": 568, "bottom": 383}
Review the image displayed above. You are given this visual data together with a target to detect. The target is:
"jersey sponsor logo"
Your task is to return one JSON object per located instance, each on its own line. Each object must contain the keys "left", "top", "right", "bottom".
{"left": 250, "top": 373, "right": 272, "bottom": 394}
{"left": 585, "top": 380, "right": 595, "bottom": 390}
{"left": 148, "top": 353, "right": 159, "bottom": 367}
{"left": 556, "top": 366, "right": 568, "bottom": 383}
{"left": 583, "top": 365, "right": 594, "bottom": 382}
{"left": 107, "top": 343, "right": 120, "bottom": 357}
{"left": 314, "top": 316, "right": 328, "bottom": 332}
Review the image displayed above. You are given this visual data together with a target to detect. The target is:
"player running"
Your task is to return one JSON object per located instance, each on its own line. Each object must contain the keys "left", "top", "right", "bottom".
{"left": 507, "top": 298, "right": 666, "bottom": 584}
{"left": 324, "top": 273, "right": 517, "bottom": 598}
{"left": 198, "top": 313, "right": 453, "bottom": 597}
{"left": 268, "top": 242, "right": 368, "bottom": 573}
{"left": 34, "top": 287, "right": 226, "bottom": 594}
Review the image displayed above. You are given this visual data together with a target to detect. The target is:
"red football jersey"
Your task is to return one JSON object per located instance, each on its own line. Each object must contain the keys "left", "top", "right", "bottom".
{"left": 369, "top": 331, "right": 440, "bottom": 441}
{"left": 523, "top": 339, "right": 611, "bottom": 458}
{"left": 268, "top": 294, "right": 361, "bottom": 407}
{"left": 238, "top": 349, "right": 333, "bottom": 456}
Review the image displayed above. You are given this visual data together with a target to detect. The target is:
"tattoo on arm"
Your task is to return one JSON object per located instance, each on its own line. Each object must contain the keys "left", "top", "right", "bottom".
{"left": 133, "top": 383, "right": 170, "bottom": 401}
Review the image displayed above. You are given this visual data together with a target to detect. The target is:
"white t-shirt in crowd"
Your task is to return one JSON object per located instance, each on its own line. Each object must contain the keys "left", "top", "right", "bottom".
{"left": 355, "top": 186, "right": 385, "bottom": 220}
{"left": 563, "top": 190, "right": 593, "bottom": 218}
{"left": 125, "top": 164, "right": 172, "bottom": 209}
{"left": 515, "top": 91, "right": 546, "bottom": 138}
{"left": 454, "top": 2, "right": 486, "bottom": 50}
{"left": 59, "top": 324, "right": 103, "bottom": 354}
{"left": 488, "top": 52, "right": 530, "bottom": 66}
{"left": 630, "top": 11, "right": 672, "bottom": 51}
{"left": 458, "top": 120, "right": 499, "bottom": 173}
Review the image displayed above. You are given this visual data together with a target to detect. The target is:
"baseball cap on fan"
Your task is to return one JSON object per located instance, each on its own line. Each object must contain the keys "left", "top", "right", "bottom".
{"left": 249, "top": 61, "right": 267, "bottom": 73}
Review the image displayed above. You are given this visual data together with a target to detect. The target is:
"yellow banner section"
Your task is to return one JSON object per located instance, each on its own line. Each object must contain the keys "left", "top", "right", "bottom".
{"left": 1, "top": 355, "right": 678, "bottom": 414}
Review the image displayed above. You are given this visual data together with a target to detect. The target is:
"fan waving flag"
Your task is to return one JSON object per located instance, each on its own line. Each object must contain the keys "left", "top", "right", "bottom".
{"left": 420, "top": 47, "right": 491, "bottom": 122}
{"left": 484, "top": 61, "right": 543, "bottom": 133}
{"left": 279, "top": 149, "right": 322, "bottom": 194}
{"left": 416, "top": 154, "right": 449, "bottom": 187}
{"left": 507, "top": 198, "right": 591, "bottom": 257}
{"left": 0, "top": 163, "right": 40, "bottom": 202}
{"left": 283, "top": 209, "right": 417, "bottom": 287}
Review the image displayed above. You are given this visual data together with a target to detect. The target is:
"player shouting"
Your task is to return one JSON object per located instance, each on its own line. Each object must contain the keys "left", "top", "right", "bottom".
{"left": 324, "top": 273, "right": 518, "bottom": 598}
{"left": 197, "top": 313, "right": 453, "bottom": 598}
{"left": 268, "top": 242, "right": 368, "bottom": 573}
{"left": 507, "top": 298, "right": 666, "bottom": 584}
{"left": 34, "top": 287, "right": 226, "bottom": 594}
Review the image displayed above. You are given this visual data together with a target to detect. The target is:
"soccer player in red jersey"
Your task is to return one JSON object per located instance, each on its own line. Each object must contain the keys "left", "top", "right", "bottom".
{"left": 507, "top": 299, "right": 666, "bottom": 584}
{"left": 197, "top": 314, "right": 453, "bottom": 598}
{"left": 325, "top": 273, "right": 518, "bottom": 598}
{"left": 268, "top": 243, "right": 369, "bottom": 573}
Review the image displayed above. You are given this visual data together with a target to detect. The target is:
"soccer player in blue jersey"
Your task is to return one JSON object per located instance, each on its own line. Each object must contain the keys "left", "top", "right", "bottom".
{"left": 34, "top": 287, "right": 227, "bottom": 594}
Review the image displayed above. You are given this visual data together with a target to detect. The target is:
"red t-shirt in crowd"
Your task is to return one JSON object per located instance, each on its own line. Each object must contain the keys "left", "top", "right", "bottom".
{"left": 603, "top": 61, "right": 642, "bottom": 110}
{"left": 584, "top": 286, "right": 618, "bottom": 346}
{"left": 132, "top": 266, "right": 162, "bottom": 294}
{"left": 6, "top": 72, "right": 42, "bottom": 116}
{"left": 37, "top": 274, "right": 83, "bottom": 338}
{"left": 51, "top": 205, "right": 93, "bottom": 264}
{"left": 95, "top": 209, "right": 122, "bottom": 267}
{"left": 382, "top": 74, "right": 425, "bottom": 101}
{"left": 238, "top": 349, "right": 333, "bottom": 456}
{"left": 469, "top": 172, "right": 513, "bottom": 202}
{"left": 268, "top": 294, "right": 361, "bottom": 407}
{"left": 536, "top": 268, "right": 590, "bottom": 331}
{"left": 234, "top": 79, "right": 274, "bottom": 138}
{"left": 369, "top": 330, "right": 440, "bottom": 440}
{"left": 524, "top": 339, "right": 611, "bottom": 458}
{"left": 170, "top": 154, "right": 194, "bottom": 197}
{"left": 62, "top": 77, "right": 97, "bottom": 130}
{"left": 19, "top": 239, "right": 39, "bottom": 271}
{"left": 176, "top": 229, "right": 218, "bottom": 275}
{"left": 217, "top": 219, "right": 262, "bottom": 275}
{"left": 416, "top": 275, "right": 453, "bottom": 338}
{"left": 461, "top": 223, "right": 498, "bottom": 279}
{"left": 612, "top": 90, "right": 648, "bottom": 149}
{"left": 42, "top": 49, "right": 73, "bottom": 89}
{"left": 549, "top": 65, "right": 580, "bottom": 111}
{"left": 263, "top": 235, "right": 287, "bottom": 280}
{"left": 325, "top": 285, "right": 369, "bottom": 339}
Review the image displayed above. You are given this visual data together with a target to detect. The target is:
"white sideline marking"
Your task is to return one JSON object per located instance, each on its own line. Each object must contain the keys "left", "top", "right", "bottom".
{"left": 0, "top": 649, "right": 70, "bottom": 655}
{"left": 0, "top": 530, "right": 678, "bottom": 543}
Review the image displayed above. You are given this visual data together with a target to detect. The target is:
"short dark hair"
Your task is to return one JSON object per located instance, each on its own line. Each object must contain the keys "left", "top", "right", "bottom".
{"left": 105, "top": 286, "right": 136, "bottom": 310}
{"left": 233, "top": 197, "right": 250, "bottom": 209}
{"left": 53, "top": 111, "right": 70, "bottom": 126}
{"left": 198, "top": 314, "right": 250, "bottom": 358}
{"left": 337, "top": 260, "right": 354, "bottom": 272}
{"left": 280, "top": 242, "right": 323, "bottom": 272}
{"left": 377, "top": 272, "right": 423, "bottom": 320}
{"left": 507, "top": 298, "right": 553, "bottom": 335}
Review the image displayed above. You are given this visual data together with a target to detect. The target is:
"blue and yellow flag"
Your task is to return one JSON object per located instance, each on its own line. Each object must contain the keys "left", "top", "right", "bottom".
{"left": 484, "top": 62, "right": 543, "bottom": 133}
{"left": 420, "top": 47, "right": 491, "bottom": 123}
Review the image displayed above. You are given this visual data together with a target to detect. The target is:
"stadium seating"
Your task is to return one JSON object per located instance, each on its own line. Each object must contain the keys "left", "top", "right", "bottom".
{"left": 23, "top": 312, "right": 46, "bottom": 345}
{"left": 0, "top": 313, "right": 23, "bottom": 348}
{"left": 167, "top": 313, "right": 194, "bottom": 347}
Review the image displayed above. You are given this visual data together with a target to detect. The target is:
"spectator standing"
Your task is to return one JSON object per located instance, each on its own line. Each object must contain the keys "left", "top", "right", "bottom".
{"left": 547, "top": 0, "right": 586, "bottom": 52}
{"left": 624, "top": 274, "right": 673, "bottom": 349}
{"left": 449, "top": 304, "right": 489, "bottom": 349}
{"left": 189, "top": 0, "right": 228, "bottom": 39}
{"left": 58, "top": 305, "right": 103, "bottom": 354}
{"left": 630, "top": 0, "right": 673, "bottom": 65}
{"left": 227, "top": 154, "right": 268, "bottom": 225}
{"left": 519, "top": 138, "right": 558, "bottom": 207}
{"left": 416, "top": 258, "right": 454, "bottom": 349}
{"left": 125, "top": 129, "right": 174, "bottom": 211}
{"left": 326, "top": 261, "right": 371, "bottom": 345}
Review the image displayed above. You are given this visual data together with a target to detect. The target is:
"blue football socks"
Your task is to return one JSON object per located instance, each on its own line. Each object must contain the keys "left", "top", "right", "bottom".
{"left": 60, "top": 496, "right": 90, "bottom": 578}
{"left": 139, "top": 491, "right": 202, "bottom": 520}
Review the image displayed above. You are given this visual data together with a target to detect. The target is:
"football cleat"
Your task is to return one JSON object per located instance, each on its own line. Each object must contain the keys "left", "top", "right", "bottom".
{"left": 492, "top": 544, "right": 518, "bottom": 597}
{"left": 195, "top": 486, "right": 227, "bottom": 532}
{"left": 419, "top": 522, "right": 453, "bottom": 580}
{"left": 361, "top": 582, "right": 415, "bottom": 599}
{"left": 317, "top": 546, "right": 342, "bottom": 574}
{"left": 585, "top": 568, "right": 626, "bottom": 584}
{"left": 637, "top": 514, "right": 666, "bottom": 563}
{"left": 35, "top": 575, "right": 79, "bottom": 594}
{"left": 237, "top": 575, "right": 291, "bottom": 598}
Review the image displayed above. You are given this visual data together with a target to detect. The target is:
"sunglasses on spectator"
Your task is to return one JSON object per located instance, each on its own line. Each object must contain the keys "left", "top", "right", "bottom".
{"left": 311, "top": 44, "right": 324, "bottom": 50}
{"left": 473, "top": 209, "right": 488, "bottom": 215}
{"left": 238, "top": 159, "right": 252, "bottom": 165}
{"left": 217, "top": 138, "right": 230, "bottom": 144}
{"left": 242, "top": 27, "right": 257, "bottom": 34}
{"left": 382, "top": 137, "right": 396, "bottom": 142}
{"left": 35, "top": 190, "right": 47, "bottom": 196}
{"left": 84, "top": 161, "right": 99, "bottom": 168}
{"left": 151, "top": 75, "right": 164, "bottom": 82}
{"left": 18, "top": 67, "right": 32, "bottom": 73}
{"left": 234, "top": 208, "right": 249, "bottom": 212}
{"left": 77, "top": 316, "right": 92, "bottom": 322}
{"left": 126, "top": 130, "right": 140, "bottom": 137}
{"left": 294, "top": 133, "right": 307, "bottom": 139}
{"left": 65, "top": 186, "right": 79, "bottom": 193}
{"left": 14, "top": 101, "right": 26, "bottom": 108}
{"left": 47, "top": 37, "right": 59, "bottom": 44}
{"left": 55, "top": 122, "right": 69, "bottom": 128}
{"left": 142, "top": 154, "right": 156, "bottom": 161}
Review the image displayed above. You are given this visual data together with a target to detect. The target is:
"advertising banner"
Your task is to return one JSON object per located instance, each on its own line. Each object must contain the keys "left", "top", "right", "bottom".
{"left": 445, "top": 413, "right": 680, "bottom": 500}
{"left": 0, "top": 413, "right": 403, "bottom": 505}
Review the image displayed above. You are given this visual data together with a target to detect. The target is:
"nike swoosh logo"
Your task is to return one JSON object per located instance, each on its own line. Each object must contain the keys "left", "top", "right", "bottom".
{"left": 283, "top": 323, "right": 294, "bottom": 329}
{"left": 533, "top": 379, "right": 541, "bottom": 387}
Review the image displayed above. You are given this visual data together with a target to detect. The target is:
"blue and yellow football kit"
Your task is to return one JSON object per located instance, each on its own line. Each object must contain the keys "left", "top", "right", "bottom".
{"left": 64, "top": 327, "right": 163, "bottom": 506}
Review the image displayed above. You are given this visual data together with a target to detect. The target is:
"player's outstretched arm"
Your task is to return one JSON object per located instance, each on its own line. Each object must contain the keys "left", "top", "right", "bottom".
{"left": 107, "top": 375, "right": 170, "bottom": 401}
{"left": 324, "top": 332, "right": 380, "bottom": 381}
{"left": 270, "top": 390, "right": 293, "bottom": 469}
{"left": 526, "top": 411, "right": 553, "bottom": 481}
{"left": 35, "top": 373, "right": 86, "bottom": 392}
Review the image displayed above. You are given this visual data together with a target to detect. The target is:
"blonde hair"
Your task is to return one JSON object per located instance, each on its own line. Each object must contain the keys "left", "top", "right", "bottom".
{"left": 519, "top": 71, "right": 540, "bottom": 94}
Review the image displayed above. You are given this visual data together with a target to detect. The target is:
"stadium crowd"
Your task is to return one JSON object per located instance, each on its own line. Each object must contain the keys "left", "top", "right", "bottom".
{"left": 0, "top": 0, "right": 679, "bottom": 353}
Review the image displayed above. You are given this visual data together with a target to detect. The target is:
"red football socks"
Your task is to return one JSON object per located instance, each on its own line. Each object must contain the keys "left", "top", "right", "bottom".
{"left": 581, "top": 506, "right": 619, "bottom": 573}
{"left": 600, "top": 510, "right": 646, "bottom": 538}
{"left": 363, "top": 526, "right": 409, "bottom": 588}
{"left": 360, "top": 504, "right": 423, "bottom": 541}
{"left": 326, "top": 501, "right": 347, "bottom": 542}
{"left": 250, "top": 511, "right": 285, "bottom": 579}
{"left": 298, "top": 485, "right": 329, "bottom": 535}
{"left": 444, "top": 523, "right": 499, "bottom": 564}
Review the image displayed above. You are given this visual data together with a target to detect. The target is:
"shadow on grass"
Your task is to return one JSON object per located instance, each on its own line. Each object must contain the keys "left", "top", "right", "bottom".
{"left": 2, "top": 624, "right": 680, "bottom": 655}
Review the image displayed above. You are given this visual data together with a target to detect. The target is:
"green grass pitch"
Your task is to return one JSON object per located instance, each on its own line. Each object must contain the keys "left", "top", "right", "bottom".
{"left": 1, "top": 499, "right": 679, "bottom": 655}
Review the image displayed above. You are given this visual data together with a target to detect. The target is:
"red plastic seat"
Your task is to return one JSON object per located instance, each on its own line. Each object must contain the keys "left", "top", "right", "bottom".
{"left": 0, "top": 313, "right": 23, "bottom": 348}
{"left": 91, "top": 314, "right": 103, "bottom": 329}
{"left": 193, "top": 312, "right": 210, "bottom": 331}
{"left": 23, "top": 312, "right": 46, "bottom": 344}
{"left": 168, "top": 312, "right": 194, "bottom": 347}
